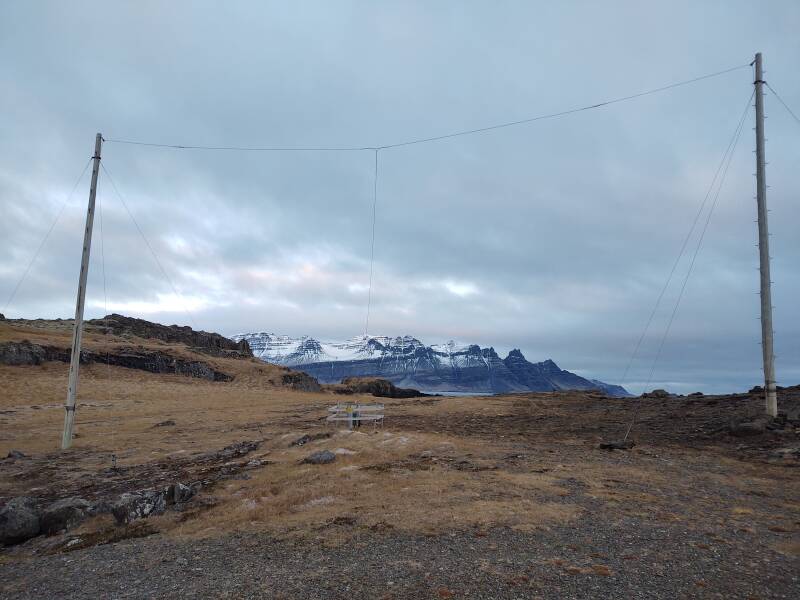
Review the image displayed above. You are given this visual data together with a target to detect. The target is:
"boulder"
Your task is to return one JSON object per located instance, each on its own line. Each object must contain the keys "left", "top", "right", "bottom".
{"left": 166, "top": 482, "right": 197, "bottom": 505}
{"left": 0, "top": 497, "right": 40, "bottom": 545}
{"left": 291, "top": 434, "right": 312, "bottom": 447}
{"left": 6, "top": 449, "right": 26, "bottom": 459}
{"left": 336, "top": 377, "right": 427, "bottom": 399}
{"left": 111, "top": 490, "right": 168, "bottom": 525}
{"left": 302, "top": 450, "right": 336, "bottom": 465}
{"left": 729, "top": 418, "right": 767, "bottom": 437}
{"left": 647, "top": 389, "right": 670, "bottom": 399}
{"left": 111, "top": 482, "right": 198, "bottom": 524}
{"left": 40, "top": 497, "right": 92, "bottom": 535}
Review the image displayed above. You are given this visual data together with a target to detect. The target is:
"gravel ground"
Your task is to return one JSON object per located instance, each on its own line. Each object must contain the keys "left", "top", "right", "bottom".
{"left": 2, "top": 454, "right": 798, "bottom": 600}
{"left": 1, "top": 514, "right": 797, "bottom": 599}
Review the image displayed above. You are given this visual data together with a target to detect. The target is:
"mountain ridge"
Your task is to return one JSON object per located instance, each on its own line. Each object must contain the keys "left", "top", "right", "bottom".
{"left": 231, "top": 332, "right": 630, "bottom": 397}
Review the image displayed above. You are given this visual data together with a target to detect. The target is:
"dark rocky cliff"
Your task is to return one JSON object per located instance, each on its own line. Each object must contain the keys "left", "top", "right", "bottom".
{"left": 89, "top": 314, "right": 252, "bottom": 358}
{"left": 293, "top": 347, "right": 629, "bottom": 396}
{"left": 0, "top": 340, "right": 233, "bottom": 381}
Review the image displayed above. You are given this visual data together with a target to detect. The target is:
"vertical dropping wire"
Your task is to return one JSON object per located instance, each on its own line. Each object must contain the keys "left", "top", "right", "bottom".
{"left": 99, "top": 190, "right": 109, "bottom": 322}
{"left": 98, "top": 191, "right": 116, "bottom": 467}
{"left": 616, "top": 89, "right": 756, "bottom": 392}
{"left": 622, "top": 91, "right": 752, "bottom": 441}
{"left": 364, "top": 149, "right": 379, "bottom": 337}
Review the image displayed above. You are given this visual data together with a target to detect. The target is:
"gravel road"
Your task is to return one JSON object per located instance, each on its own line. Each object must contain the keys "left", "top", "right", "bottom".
{"left": 2, "top": 485, "right": 797, "bottom": 599}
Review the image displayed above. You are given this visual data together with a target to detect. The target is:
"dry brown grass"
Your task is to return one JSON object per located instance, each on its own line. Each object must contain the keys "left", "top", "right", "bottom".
{"left": 171, "top": 430, "right": 581, "bottom": 541}
{"left": 2, "top": 319, "right": 799, "bottom": 547}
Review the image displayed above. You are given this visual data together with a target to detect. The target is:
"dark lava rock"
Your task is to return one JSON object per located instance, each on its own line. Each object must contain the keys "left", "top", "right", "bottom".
{"left": 111, "top": 482, "right": 199, "bottom": 525}
{"left": 302, "top": 450, "right": 336, "bottom": 465}
{"left": 689, "top": 392, "right": 704, "bottom": 397}
{"left": 0, "top": 340, "right": 58, "bottom": 366}
{"left": 6, "top": 449, "right": 26, "bottom": 459}
{"left": 280, "top": 370, "right": 322, "bottom": 392}
{"left": 729, "top": 418, "right": 767, "bottom": 437}
{"left": 166, "top": 482, "right": 198, "bottom": 505}
{"left": 210, "top": 440, "right": 260, "bottom": 461}
{"left": 0, "top": 497, "right": 40, "bottom": 545}
{"left": 112, "top": 490, "right": 169, "bottom": 525}
{"left": 290, "top": 432, "right": 331, "bottom": 447}
{"left": 0, "top": 340, "right": 232, "bottom": 381}
{"left": 292, "top": 434, "right": 312, "bottom": 447}
{"left": 88, "top": 313, "right": 253, "bottom": 358}
{"left": 646, "top": 389, "right": 670, "bottom": 399}
{"left": 336, "top": 377, "right": 428, "bottom": 399}
{"left": 153, "top": 419, "right": 176, "bottom": 427}
{"left": 40, "top": 497, "right": 93, "bottom": 535}
{"left": 599, "top": 439, "right": 636, "bottom": 451}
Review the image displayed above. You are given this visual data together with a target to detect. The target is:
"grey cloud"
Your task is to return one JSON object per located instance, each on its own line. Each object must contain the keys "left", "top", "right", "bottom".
{"left": 2, "top": 1, "right": 799, "bottom": 394}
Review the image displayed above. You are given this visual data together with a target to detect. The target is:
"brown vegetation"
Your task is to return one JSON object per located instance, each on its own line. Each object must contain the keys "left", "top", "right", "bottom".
{"left": 0, "top": 318, "right": 798, "bottom": 599}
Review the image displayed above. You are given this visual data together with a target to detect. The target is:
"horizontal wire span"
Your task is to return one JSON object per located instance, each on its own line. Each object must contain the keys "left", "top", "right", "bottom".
{"left": 105, "top": 64, "right": 750, "bottom": 152}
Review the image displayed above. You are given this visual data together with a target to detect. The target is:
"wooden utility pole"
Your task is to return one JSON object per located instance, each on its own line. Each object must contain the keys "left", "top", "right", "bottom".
{"left": 62, "top": 133, "right": 103, "bottom": 449}
{"left": 753, "top": 53, "right": 778, "bottom": 417}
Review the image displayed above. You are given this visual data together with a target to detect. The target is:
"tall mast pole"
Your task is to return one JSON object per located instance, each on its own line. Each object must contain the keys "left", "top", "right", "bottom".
{"left": 62, "top": 133, "right": 103, "bottom": 449}
{"left": 753, "top": 53, "right": 778, "bottom": 417}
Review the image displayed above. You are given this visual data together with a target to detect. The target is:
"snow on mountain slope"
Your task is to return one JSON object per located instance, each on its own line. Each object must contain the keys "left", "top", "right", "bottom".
{"left": 232, "top": 333, "right": 422, "bottom": 365}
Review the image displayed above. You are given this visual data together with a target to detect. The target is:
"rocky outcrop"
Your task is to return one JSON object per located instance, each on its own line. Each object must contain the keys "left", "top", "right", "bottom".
{"left": 0, "top": 341, "right": 233, "bottom": 381}
{"left": 100, "top": 349, "right": 233, "bottom": 381}
{"left": 643, "top": 389, "right": 671, "bottom": 399}
{"left": 0, "top": 440, "right": 263, "bottom": 546}
{"left": 302, "top": 450, "right": 336, "bottom": 465}
{"left": 0, "top": 497, "right": 40, "bottom": 545}
{"left": 89, "top": 314, "right": 252, "bottom": 358}
{"left": 0, "top": 341, "right": 68, "bottom": 365}
{"left": 333, "top": 377, "right": 428, "bottom": 399}
{"left": 40, "top": 497, "right": 93, "bottom": 535}
{"left": 280, "top": 370, "right": 322, "bottom": 392}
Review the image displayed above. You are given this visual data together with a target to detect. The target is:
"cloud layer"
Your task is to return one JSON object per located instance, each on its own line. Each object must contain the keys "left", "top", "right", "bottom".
{"left": 2, "top": 2, "right": 799, "bottom": 393}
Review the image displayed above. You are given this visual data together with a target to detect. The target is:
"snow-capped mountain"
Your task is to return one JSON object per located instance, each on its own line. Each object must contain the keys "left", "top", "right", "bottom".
{"left": 236, "top": 333, "right": 421, "bottom": 365}
{"left": 232, "top": 332, "right": 630, "bottom": 397}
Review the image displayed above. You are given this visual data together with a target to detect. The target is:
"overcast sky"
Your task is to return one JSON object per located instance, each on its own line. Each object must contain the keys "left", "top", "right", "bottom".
{"left": 1, "top": 1, "right": 798, "bottom": 394}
